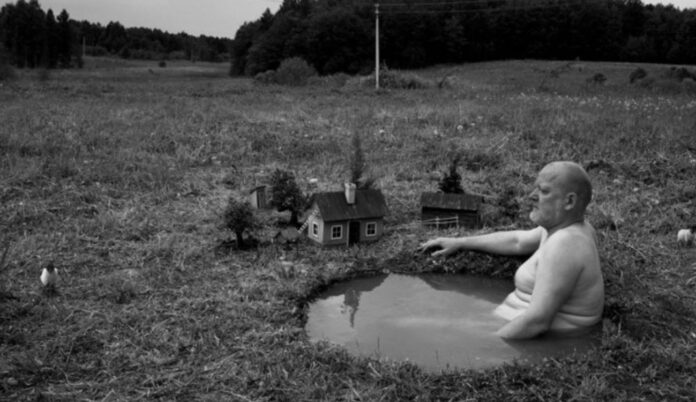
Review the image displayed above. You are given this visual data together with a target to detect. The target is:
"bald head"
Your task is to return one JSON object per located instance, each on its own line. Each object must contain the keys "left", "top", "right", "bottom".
{"left": 540, "top": 161, "right": 593, "bottom": 212}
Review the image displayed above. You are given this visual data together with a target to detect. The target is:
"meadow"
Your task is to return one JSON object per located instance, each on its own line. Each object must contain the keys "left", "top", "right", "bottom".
{"left": 1, "top": 57, "right": 695, "bottom": 400}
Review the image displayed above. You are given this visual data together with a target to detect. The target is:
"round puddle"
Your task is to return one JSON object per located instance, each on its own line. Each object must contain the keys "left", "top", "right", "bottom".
{"left": 306, "top": 273, "right": 600, "bottom": 371}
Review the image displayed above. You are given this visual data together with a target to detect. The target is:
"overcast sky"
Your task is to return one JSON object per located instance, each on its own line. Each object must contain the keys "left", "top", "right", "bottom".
{"left": 6, "top": 0, "right": 695, "bottom": 38}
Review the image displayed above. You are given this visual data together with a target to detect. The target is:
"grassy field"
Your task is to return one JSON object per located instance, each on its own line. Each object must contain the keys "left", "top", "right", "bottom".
{"left": 1, "top": 57, "right": 696, "bottom": 401}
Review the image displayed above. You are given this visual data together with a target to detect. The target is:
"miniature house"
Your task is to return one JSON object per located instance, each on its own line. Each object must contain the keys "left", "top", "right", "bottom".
{"left": 304, "top": 183, "right": 388, "bottom": 246}
{"left": 249, "top": 185, "right": 271, "bottom": 209}
{"left": 420, "top": 192, "right": 483, "bottom": 229}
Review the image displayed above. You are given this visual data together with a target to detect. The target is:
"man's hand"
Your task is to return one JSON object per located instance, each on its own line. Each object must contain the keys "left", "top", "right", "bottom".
{"left": 418, "top": 237, "right": 462, "bottom": 257}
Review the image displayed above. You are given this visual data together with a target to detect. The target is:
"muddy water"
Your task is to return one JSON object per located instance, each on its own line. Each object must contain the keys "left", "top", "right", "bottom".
{"left": 305, "top": 274, "right": 600, "bottom": 371}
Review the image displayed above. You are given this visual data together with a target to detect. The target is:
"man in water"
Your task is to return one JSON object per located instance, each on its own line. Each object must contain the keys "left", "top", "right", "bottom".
{"left": 419, "top": 161, "right": 604, "bottom": 340}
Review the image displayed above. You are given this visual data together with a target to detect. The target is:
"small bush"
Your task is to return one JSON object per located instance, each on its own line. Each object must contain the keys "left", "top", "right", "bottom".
{"left": 222, "top": 197, "right": 258, "bottom": 249}
{"left": 664, "top": 66, "right": 695, "bottom": 82}
{"left": 438, "top": 156, "right": 464, "bottom": 194}
{"left": 158, "top": 60, "right": 166, "bottom": 68}
{"left": 254, "top": 70, "right": 277, "bottom": 85}
{"left": 587, "top": 73, "right": 606, "bottom": 85}
{"left": 629, "top": 67, "right": 647, "bottom": 84}
{"left": 682, "top": 78, "right": 696, "bottom": 94}
{"left": 379, "top": 69, "right": 430, "bottom": 89}
{"left": 274, "top": 57, "right": 317, "bottom": 86}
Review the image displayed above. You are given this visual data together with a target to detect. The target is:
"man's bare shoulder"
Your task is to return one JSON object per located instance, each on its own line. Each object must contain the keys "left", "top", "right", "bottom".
{"left": 541, "top": 223, "right": 598, "bottom": 260}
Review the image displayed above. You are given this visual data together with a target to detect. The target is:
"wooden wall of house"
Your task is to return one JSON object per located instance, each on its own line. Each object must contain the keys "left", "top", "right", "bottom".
{"left": 308, "top": 218, "right": 384, "bottom": 246}
{"left": 356, "top": 219, "right": 383, "bottom": 243}
{"left": 322, "top": 221, "right": 349, "bottom": 246}
{"left": 421, "top": 209, "right": 480, "bottom": 228}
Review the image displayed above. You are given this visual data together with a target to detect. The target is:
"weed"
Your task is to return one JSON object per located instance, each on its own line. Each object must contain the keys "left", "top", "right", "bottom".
{"left": 629, "top": 67, "right": 647, "bottom": 83}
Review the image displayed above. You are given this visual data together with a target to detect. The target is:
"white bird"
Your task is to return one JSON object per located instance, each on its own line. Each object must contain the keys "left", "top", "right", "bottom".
{"left": 40, "top": 262, "right": 58, "bottom": 287}
{"left": 677, "top": 228, "right": 695, "bottom": 247}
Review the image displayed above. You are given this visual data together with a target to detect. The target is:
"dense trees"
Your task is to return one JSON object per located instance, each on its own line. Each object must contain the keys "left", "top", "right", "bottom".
{"left": 0, "top": 0, "right": 232, "bottom": 69}
{"left": 0, "top": 0, "right": 66, "bottom": 68}
{"left": 232, "top": 0, "right": 696, "bottom": 77}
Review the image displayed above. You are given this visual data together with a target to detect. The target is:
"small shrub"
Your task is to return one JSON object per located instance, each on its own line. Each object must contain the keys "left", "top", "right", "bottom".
{"left": 222, "top": 197, "right": 258, "bottom": 249}
{"left": 158, "top": 60, "right": 166, "bottom": 68}
{"left": 587, "top": 73, "right": 606, "bottom": 85}
{"left": 379, "top": 69, "right": 430, "bottom": 89}
{"left": 254, "top": 70, "right": 277, "bottom": 85}
{"left": 629, "top": 67, "right": 647, "bottom": 84}
{"left": 682, "top": 78, "right": 696, "bottom": 94}
{"left": 438, "top": 156, "right": 464, "bottom": 194}
{"left": 274, "top": 57, "right": 317, "bottom": 86}
{"left": 664, "top": 66, "right": 694, "bottom": 82}
{"left": 269, "top": 169, "right": 307, "bottom": 226}
{"left": 349, "top": 131, "right": 376, "bottom": 189}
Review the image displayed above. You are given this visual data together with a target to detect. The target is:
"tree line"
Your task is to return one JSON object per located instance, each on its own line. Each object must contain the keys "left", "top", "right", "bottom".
{"left": 231, "top": 0, "right": 696, "bottom": 77}
{"left": 0, "top": 0, "right": 233, "bottom": 69}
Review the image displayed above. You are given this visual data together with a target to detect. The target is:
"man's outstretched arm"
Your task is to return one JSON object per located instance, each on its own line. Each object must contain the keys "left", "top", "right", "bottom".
{"left": 419, "top": 227, "right": 544, "bottom": 258}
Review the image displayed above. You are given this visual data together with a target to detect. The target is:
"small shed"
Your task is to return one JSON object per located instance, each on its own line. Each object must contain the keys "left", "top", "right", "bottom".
{"left": 420, "top": 192, "right": 483, "bottom": 229}
{"left": 304, "top": 184, "right": 388, "bottom": 246}
{"left": 249, "top": 185, "right": 271, "bottom": 209}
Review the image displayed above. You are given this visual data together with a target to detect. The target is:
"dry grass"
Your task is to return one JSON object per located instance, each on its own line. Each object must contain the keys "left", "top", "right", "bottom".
{"left": 1, "top": 57, "right": 696, "bottom": 400}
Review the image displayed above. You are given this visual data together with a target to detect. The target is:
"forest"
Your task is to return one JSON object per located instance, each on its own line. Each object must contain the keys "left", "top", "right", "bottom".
{"left": 232, "top": 0, "right": 696, "bottom": 76}
{"left": 0, "top": 0, "right": 232, "bottom": 69}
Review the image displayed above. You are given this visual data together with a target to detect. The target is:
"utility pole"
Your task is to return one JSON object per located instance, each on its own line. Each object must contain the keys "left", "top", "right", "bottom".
{"left": 375, "top": 2, "right": 380, "bottom": 90}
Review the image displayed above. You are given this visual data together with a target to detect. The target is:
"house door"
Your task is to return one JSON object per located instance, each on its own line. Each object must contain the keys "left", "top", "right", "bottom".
{"left": 349, "top": 221, "right": 361, "bottom": 245}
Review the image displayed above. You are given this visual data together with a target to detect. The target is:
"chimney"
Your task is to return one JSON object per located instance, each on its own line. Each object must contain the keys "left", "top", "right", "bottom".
{"left": 344, "top": 182, "right": 356, "bottom": 205}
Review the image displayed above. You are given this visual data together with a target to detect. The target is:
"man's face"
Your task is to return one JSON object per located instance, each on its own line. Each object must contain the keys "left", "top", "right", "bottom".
{"left": 529, "top": 166, "right": 567, "bottom": 228}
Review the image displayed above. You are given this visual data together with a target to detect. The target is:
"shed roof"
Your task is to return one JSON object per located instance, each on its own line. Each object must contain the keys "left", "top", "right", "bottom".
{"left": 420, "top": 192, "right": 482, "bottom": 211}
{"left": 311, "top": 189, "right": 388, "bottom": 222}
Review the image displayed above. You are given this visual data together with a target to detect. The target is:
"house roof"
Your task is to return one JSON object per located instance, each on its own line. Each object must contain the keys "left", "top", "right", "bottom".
{"left": 420, "top": 192, "right": 482, "bottom": 211}
{"left": 310, "top": 189, "right": 388, "bottom": 222}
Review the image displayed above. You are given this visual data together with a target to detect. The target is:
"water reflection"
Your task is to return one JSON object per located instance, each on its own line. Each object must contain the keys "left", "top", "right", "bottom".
{"left": 306, "top": 274, "right": 600, "bottom": 371}
{"left": 320, "top": 275, "right": 387, "bottom": 327}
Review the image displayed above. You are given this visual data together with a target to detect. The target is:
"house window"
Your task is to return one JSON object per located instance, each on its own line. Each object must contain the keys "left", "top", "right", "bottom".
{"left": 365, "top": 222, "right": 377, "bottom": 237}
{"left": 312, "top": 222, "right": 319, "bottom": 237}
{"left": 331, "top": 225, "right": 343, "bottom": 240}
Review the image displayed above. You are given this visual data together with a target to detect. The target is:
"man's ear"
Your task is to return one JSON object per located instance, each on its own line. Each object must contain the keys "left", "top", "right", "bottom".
{"left": 564, "top": 192, "right": 577, "bottom": 210}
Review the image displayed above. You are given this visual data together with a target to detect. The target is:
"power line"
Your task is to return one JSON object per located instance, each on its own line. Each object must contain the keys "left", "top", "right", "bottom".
{"left": 374, "top": 0, "right": 601, "bottom": 5}
{"left": 375, "top": 0, "right": 603, "bottom": 14}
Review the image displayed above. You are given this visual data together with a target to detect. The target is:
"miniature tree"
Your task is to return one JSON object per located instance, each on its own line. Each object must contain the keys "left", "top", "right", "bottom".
{"left": 349, "top": 131, "right": 375, "bottom": 189}
{"left": 269, "top": 169, "right": 306, "bottom": 226}
{"left": 438, "top": 156, "right": 465, "bottom": 194}
{"left": 223, "top": 197, "right": 258, "bottom": 249}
